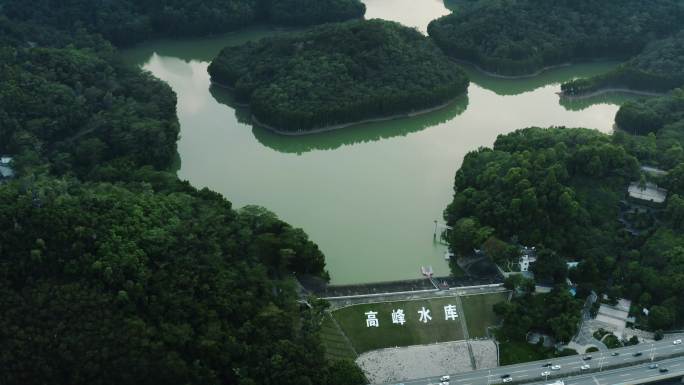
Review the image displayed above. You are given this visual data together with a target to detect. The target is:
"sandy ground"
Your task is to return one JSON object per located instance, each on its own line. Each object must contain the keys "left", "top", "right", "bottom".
{"left": 471, "top": 340, "right": 498, "bottom": 369}
{"left": 356, "top": 340, "right": 498, "bottom": 384}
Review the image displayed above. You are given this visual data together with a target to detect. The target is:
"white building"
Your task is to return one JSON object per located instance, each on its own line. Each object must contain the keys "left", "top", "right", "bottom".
{"left": 0, "top": 156, "right": 14, "bottom": 181}
{"left": 519, "top": 246, "right": 537, "bottom": 272}
{"left": 628, "top": 182, "right": 667, "bottom": 204}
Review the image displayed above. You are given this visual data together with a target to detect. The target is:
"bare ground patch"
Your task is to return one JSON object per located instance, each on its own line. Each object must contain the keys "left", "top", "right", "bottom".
{"left": 356, "top": 340, "right": 497, "bottom": 384}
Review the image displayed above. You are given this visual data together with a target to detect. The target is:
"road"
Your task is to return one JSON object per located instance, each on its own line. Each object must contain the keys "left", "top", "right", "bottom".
{"left": 381, "top": 336, "right": 684, "bottom": 385}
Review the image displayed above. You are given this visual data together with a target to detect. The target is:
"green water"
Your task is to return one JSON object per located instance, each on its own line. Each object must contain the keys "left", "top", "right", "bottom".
{"left": 121, "top": 3, "right": 641, "bottom": 284}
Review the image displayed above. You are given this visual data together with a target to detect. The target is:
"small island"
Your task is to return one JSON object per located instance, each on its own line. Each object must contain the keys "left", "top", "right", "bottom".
{"left": 561, "top": 31, "right": 684, "bottom": 97}
{"left": 208, "top": 19, "right": 469, "bottom": 134}
{"left": 428, "top": 0, "right": 684, "bottom": 76}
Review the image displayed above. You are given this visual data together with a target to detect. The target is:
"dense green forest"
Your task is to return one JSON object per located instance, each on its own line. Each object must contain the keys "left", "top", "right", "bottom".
{"left": 0, "top": 18, "right": 179, "bottom": 180}
{"left": 494, "top": 286, "right": 581, "bottom": 344}
{"left": 614, "top": 90, "right": 684, "bottom": 330}
{"left": 0, "top": 4, "right": 365, "bottom": 385}
{"left": 208, "top": 19, "right": 469, "bottom": 132}
{"left": 445, "top": 116, "right": 684, "bottom": 334}
{"left": 445, "top": 127, "right": 638, "bottom": 261}
{"left": 428, "top": 0, "right": 684, "bottom": 76}
{"left": 2, "top": 0, "right": 365, "bottom": 46}
{"left": 562, "top": 32, "right": 684, "bottom": 95}
{"left": 0, "top": 179, "right": 353, "bottom": 385}
{"left": 616, "top": 89, "right": 684, "bottom": 136}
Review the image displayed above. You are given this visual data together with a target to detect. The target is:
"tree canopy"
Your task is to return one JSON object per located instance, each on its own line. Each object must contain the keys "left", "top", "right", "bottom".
{"left": 444, "top": 127, "right": 638, "bottom": 259}
{"left": 428, "top": 0, "right": 684, "bottom": 75}
{"left": 208, "top": 19, "right": 469, "bottom": 132}
{"left": 562, "top": 31, "right": 684, "bottom": 95}
{"left": 0, "top": 5, "right": 366, "bottom": 385}
{"left": 2, "top": 0, "right": 365, "bottom": 46}
{"left": 0, "top": 24, "right": 180, "bottom": 179}
{"left": 0, "top": 178, "right": 343, "bottom": 385}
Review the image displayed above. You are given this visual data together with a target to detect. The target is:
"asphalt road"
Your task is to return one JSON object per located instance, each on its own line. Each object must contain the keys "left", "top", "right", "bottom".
{"left": 384, "top": 336, "right": 684, "bottom": 385}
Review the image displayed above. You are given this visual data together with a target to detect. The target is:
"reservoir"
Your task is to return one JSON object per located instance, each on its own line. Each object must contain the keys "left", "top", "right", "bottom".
{"left": 121, "top": 1, "right": 638, "bottom": 284}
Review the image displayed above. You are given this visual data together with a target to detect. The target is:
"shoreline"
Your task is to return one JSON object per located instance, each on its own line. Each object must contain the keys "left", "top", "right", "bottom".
{"left": 452, "top": 59, "right": 574, "bottom": 79}
{"left": 251, "top": 95, "right": 466, "bottom": 136}
{"left": 558, "top": 87, "right": 666, "bottom": 100}
{"left": 210, "top": 81, "right": 250, "bottom": 107}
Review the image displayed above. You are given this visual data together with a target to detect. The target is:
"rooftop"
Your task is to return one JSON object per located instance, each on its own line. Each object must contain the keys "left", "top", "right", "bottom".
{"left": 0, "top": 156, "right": 14, "bottom": 179}
{"left": 628, "top": 182, "right": 667, "bottom": 204}
{"left": 640, "top": 165, "right": 668, "bottom": 176}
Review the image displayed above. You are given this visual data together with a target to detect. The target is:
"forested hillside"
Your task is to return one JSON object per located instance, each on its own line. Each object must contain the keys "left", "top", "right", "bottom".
{"left": 445, "top": 127, "right": 638, "bottom": 260}
{"left": 0, "top": 5, "right": 365, "bottom": 385}
{"left": 428, "top": 0, "right": 684, "bottom": 76}
{"left": 0, "top": 179, "right": 345, "bottom": 385}
{"left": 208, "top": 19, "right": 469, "bottom": 132}
{"left": 612, "top": 89, "right": 684, "bottom": 170}
{"left": 613, "top": 90, "right": 684, "bottom": 330}
{"left": 0, "top": 18, "right": 179, "bottom": 179}
{"left": 562, "top": 32, "right": 684, "bottom": 95}
{"left": 444, "top": 127, "right": 640, "bottom": 340}
{"left": 2, "top": 0, "right": 365, "bottom": 46}
{"left": 445, "top": 110, "right": 684, "bottom": 333}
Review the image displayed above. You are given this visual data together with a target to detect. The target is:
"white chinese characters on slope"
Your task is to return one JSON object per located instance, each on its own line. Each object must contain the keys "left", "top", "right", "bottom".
{"left": 392, "top": 309, "right": 406, "bottom": 325}
{"left": 444, "top": 304, "right": 459, "bottom": 321}
{"left": 363, "top": 305, "right": 458, "bottom": 327}
{"left": 365, "top": 311, "right": 379, "bottom": 327}
{"left": 418, "top": 307, "right": 432, "bottom": 323}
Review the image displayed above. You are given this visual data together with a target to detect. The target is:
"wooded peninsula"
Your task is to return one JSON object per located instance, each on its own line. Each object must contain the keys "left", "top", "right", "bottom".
{"left": 428, "top": 0, "right": 684, "bottom": 76}
{"left": 208, "top": 19, "right": 469, "bottom": 133}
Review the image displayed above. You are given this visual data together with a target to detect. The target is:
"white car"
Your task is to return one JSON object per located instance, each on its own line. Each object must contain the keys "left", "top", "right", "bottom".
{"left": 441, "top": 375, "right": 451, "bottom": 382}
{"left": 503, "top": 378, "right": 513, "bottom": 383}
{"left": 541, "top": 371, "right": 551, "bottom": 376}
{"left": 674, "top": 339, "right": 682, "bottom": 345}
{"left": 440, "top": 382, "right": 449, "bottom": 385}
{"left": 551, "top": 365, "right": 561, "bottom": 370}
{"left": 580, "top": 364, "right": 590, "bottom": 370}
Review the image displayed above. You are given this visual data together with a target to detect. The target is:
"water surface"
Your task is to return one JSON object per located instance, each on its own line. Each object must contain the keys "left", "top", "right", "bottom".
{"left": 121, "top": 3, "right": 639, "bottom": 284}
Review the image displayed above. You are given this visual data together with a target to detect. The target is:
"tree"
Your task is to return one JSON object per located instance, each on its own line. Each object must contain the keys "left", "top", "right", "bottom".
{"left": 649, "top": 306, "right": 675, "bottom": 330}
{"left": 450, "top": 217, "right": 494, "bottom": 256}
{"left": 532, "top": 249, "right": 568, "bottom": 285}
{"left": 324, "top": 360, "right": 367, "bottom": 385}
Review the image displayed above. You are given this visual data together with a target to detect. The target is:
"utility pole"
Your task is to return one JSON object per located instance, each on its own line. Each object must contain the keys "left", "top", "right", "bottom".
{"left": 599, "top": 352, "right": 605, "bottom": 372}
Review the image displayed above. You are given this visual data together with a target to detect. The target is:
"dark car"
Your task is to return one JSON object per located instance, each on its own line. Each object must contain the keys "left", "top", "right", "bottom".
{"left": 542, "top": 363, "right": 552, "bottom": 367}
{"left": 660, "top": 368, "right": 669, "bottom": 373}
{"left": 583, "top": 356, "right": 592, "bottom": 361}
{"left": 501, "top": 374, "right": 511, "bottom": 379}
{"left": 633, "top": 352, "right": 643, "bottom": 357}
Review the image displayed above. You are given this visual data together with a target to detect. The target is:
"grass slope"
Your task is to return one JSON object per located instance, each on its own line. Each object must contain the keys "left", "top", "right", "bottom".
{"left": 333, "top": 292, "right": 509, "bottom": 353}
{"left": 334, "top": 297, "right": 466, "bottom": 353}
{"left": 461, "top": 291, "right": 509, "bottom": 338}
{"left": 321, "top": 313, "right": 358, "bottom": 361}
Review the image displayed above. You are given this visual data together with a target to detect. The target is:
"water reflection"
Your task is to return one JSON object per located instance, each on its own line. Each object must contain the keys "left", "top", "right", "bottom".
{"left": 122, "top": 25, "right": 293, "bottom": 64}
{"left": 210, "top": 83, "right": 469, "bottom": 154}
{"left": 559, "top": 92, "right": 648, "bottom": 111}
{"left": 363, "top": 0, "right": 450, "bottom": 33}
{"left": 119, "top": 7, "right": 638, "bottom": 284}
{"left": 460, "top": 61, "right": 623, "bottom": 96}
